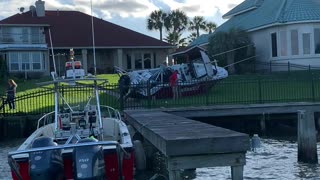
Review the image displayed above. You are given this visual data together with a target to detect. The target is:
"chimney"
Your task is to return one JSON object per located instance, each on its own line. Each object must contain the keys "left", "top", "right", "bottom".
{"left": 35, "top": 0, "right": 45, "bottom": 17}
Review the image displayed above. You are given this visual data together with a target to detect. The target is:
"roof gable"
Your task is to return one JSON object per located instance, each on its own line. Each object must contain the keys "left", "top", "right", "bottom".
{"left": 0, "top": 11, "right": 173, "bottom": 48}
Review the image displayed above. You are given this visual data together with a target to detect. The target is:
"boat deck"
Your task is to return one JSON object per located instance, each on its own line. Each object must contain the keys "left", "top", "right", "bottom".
{"left": 124, "top": 110, "right": 250, "bottom": 180}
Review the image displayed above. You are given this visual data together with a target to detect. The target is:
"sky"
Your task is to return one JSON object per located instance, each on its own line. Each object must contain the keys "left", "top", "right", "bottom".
{"left": 0, "top": 0, "right": 244, "bottom": 40}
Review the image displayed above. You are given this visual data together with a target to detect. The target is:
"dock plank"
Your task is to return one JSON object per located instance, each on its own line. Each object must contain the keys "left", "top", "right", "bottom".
{"left": 124, "top": 110, "right": 250, "bottom": 156}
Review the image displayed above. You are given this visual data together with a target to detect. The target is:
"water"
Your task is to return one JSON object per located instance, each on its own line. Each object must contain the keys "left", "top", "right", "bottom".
{"left": 0, "top": 138, "right": 25, "bottom": 180}
{"left": 1, "top": 138, "right": 320, "bottom": 179}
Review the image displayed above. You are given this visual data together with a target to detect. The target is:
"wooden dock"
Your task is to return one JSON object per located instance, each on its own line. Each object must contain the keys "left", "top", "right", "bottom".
{"left": 124, "top": 110, "right": 250, "bottom": 180}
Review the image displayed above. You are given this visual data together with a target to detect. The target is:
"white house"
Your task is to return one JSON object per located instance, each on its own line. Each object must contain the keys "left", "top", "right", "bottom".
{"left": 190, "top": 0, "right": 320, "bottom": 71}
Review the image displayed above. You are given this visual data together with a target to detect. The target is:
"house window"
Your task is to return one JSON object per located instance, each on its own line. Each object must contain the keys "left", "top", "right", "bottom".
{"left": 314, "top": 28, "right": 320, "bottom": 54}
{"left": 9, "top": 51, "right": 44, "bottom": 71}
{"left": 31, "top": 27, "right": 40, "bottom": 44}
{"left": 280, "top": 31, "right": 287, "bottom": 56}
{"left": 2, "top": 27, "right": 13, "bottom": 43}
{"left": 303, "top": 33, "right": 311, "bottom": 55}
{"left": 134, "top": 53, "right": 142, "bottom": 69}
{"left": 126, "top": 54, "right": 132, "bottom": 70}
{"left": 271, "top": 33, "right": 277, "bottom": 57}
{"left": 144, "top": 53, "right": 151, "bottom": 69}
{"left": 9, "top": 53, "right": 19, "bottom": 71}
{"left": 291, "top": 30, "right": 299, "bottom": 55}
{"left": 21, "top": 28, "right": 28, "bottom": 43}
{"left": 32, "top": 53, "right": 41, "bottom": 70}
{"left": 153, "top": 53, "right": 156, "bottom": 68}
{"left": 21, "top": 53, "right": 30, "bottom": 70}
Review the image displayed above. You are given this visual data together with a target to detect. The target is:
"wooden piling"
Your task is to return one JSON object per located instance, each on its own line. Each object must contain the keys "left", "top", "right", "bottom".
{"left": 260, "top": 113, "right": 266, "bottom": 135}
{"left": 231, "top": 165, "right": 244, "bottom": 180}
{"left": 297, "top": 110, "right": 318, "bottom": 163}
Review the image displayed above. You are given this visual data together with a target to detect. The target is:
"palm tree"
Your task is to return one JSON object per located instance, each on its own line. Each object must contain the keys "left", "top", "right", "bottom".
{"left": 165, "top": 9, "right": 188, "bottom": 34}
{"left": 206, "top": 22, "right": 217, "bottom": 34}
{"left": 164, "top": 32, "right": 187, "bottom": 48}
{"left": 147, "top": 10, "right": 168, "bottom": 41}
{"left": 187, "top": 32, "right": 198, "bottom": 43}
{"left": 189, "top": 16, "right": 207, "bottom": 37}
{"left": 207, "top": 28, "right": 253, "bottom": 74}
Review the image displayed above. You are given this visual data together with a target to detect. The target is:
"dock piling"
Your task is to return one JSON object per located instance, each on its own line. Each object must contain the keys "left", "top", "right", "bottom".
{"left": 297, "top": 110, "right": 318, "bottom": 163}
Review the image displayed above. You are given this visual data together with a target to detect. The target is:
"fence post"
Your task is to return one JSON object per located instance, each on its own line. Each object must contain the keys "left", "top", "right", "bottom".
{"left": 258, "top": 76, "right": 262, "bottom": 103}
{"left": 288, "top": 62, "right": 290, "bottom": 73}
{"left": 269, "top": 61, "right": 272, "bottom": 73}
{"left": 311, "top": 76, "right": 315, "bottom": 102}
{"left": 206, "top": 81, "right": 209, "bottom": 106}
{"left": 2, "top": 98, "right": 5, "bottom": 115}
{"left": 147, "top": 81, "right": 151, "bottom": 109}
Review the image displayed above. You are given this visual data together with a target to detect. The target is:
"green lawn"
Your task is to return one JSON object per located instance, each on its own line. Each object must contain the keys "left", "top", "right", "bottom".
{"left": 0, "top": 74, "right": 120, "bottom": 96}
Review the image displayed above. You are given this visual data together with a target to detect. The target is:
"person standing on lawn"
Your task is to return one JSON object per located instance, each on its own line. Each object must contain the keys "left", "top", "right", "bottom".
{"left": 169, "top": 70, "right": 180, "bottom": 99}
{"left": 6, "top": 79, "right": 17, "bottom": 110}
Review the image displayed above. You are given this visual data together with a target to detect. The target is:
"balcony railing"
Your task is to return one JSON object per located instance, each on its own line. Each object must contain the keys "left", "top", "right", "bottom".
{"left": 0, "top": 33, "right": 46, "bottom": 44}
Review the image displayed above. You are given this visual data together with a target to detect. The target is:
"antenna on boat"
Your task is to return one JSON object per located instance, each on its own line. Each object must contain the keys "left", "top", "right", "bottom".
{"left": 91, "top": 0, "right": 103, "bottom": 139}
{"left": 49, "top": 28, "right": 57, "bottom": 75}
{"left": 91, "top": 0, "right": 97, "bottom": 76}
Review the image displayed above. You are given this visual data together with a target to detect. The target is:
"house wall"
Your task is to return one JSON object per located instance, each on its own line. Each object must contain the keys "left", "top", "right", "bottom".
{"left": 121, "top": 49, "right": 170, "bottom": 71}
{"left": 87, "top": 49, "right": 114, "bottom": 74}
{"left": 250, "top": 22, "right": 320, "bottom": 71}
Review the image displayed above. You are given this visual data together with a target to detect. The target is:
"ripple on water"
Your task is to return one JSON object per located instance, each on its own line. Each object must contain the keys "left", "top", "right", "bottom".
{"left": 0, "top": 138, "right": 25, "bottom": 180}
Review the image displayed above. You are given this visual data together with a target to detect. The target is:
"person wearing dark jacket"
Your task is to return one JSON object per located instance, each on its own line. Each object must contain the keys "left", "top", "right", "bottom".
{"left": 6, "top": 79, "right": 17, "bottom": 110}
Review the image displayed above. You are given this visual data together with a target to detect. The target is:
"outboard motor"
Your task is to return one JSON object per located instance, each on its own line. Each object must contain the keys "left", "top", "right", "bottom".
{"left": 29, "top": 137, "right": 64, "bottom": 180}
{"left": 73, "top": 138, "right": 105, "bottom": 180}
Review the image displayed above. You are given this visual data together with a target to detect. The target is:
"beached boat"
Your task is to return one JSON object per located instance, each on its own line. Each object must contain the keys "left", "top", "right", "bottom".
{"left": 7, "top": 75, "right": 135, "bottom": 180}
{"left": 116, "top": 47, "right": 228, "bottom": 99}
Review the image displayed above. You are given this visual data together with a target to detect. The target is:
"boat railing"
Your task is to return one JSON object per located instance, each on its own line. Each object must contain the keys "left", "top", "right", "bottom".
{"left": 114, "top": 66, "right": 127, "bottom": 76}
{"left": 8, "top": 140, "right": 129, "bottom": 180}
{"left": 100, "top": 105, "right": 122, "bottom": 121}
{"left": 37, "top": 111, "right": 55, "bottom": 129}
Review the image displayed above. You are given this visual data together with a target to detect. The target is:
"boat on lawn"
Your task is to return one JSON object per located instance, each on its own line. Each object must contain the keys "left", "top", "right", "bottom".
{"left": 116, "top": 46, "right": 228, "bottom": 99}
{"left": 7, "top": 75, "right": 135, "bottom": 180}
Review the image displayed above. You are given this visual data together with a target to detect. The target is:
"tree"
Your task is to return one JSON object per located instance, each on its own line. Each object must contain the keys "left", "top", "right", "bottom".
{"left": 187, "top": 32, "right": 197, "bottom": 43}
{"left": 189, "top": 16, "right": 207, "bottom": 37}
{"left": 164, "top": 32, "right": 187, "bottom": 48}
{"left": 165, "top": 9, "right": 188, "bottom": 34}
{"left": 207, "top": 28, "right": 254, "bottom": 74}
{"left": 206, "top": 22, "right": 217, "bottom": 34}
{"left": 147, "top": 10, "right": 168, "bottom": 41}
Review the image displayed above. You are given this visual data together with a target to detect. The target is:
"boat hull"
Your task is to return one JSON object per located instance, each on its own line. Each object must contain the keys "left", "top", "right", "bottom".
{"left": 11, "top": 147, "right": 134, "bottom": 180}
{"left": 129, "top": 79, "right": 218, "bottom": 99}
{"left": 155, "top": 80, "right": 217, "bottom": 99}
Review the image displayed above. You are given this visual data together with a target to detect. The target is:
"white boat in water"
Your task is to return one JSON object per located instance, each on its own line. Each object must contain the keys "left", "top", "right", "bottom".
{"left": 7, "top": 46, "right": 137, "bottom": 179}
{"left": 116, "top": 47, "right": 228, "bottom": 99}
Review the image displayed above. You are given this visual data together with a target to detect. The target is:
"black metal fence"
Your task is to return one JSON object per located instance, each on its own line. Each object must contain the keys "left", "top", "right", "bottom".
{"left": 1, "top": 71, "right": 320, "bottom": 117}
